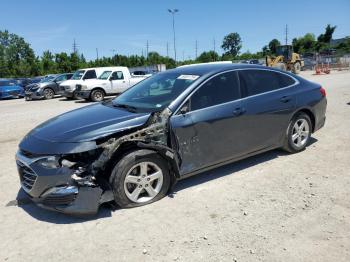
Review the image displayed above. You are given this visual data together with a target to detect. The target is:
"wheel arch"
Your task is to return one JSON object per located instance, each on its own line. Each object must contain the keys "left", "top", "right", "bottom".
{"left": 91, "top": 87, "right": 106, "bottom": 95}
{"left": 102, "top": 141, "right": 179, "bottom": 192}
{"left": 291, "top": 108, "right": 316, "bottom": 132}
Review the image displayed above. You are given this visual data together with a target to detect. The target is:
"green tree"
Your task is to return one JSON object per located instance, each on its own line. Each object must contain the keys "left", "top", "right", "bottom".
{"left": 292, "top": 33, "right": 317, "bottom": 54}
{"left": 221, "top": 33, "right": 242, "bottom": 57}
{"left": 41, "top": 50, "right": 56, "bottom": 74}
{"left": 0, "top": 30, "right": 37, "bottom": 77}
{"left": 317, "top": 24, "right": 337, "bottom": 51}
{"left": 268, "top": 39, "right": 281, "bottom": 55}
{"left": 196, "top": 51, "right": 219, "bottom": 63}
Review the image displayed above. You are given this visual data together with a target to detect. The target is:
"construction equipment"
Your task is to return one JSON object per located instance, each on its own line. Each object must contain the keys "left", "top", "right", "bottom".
{"left": 266, "top": 45, "right": 304, "bottom": 74}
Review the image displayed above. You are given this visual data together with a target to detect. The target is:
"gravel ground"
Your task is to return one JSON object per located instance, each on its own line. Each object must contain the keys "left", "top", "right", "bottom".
{"left": 0, "top": 71, "right": 349, "bottom": 262}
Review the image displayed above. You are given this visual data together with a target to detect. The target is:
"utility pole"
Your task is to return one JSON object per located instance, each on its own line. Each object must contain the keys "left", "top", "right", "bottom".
{"left": 285, "top": 24, "right": 288, "bottom": 45}
{"left": 195, "top": 40, "right": 198, "bottom": 60}
{"left": 96, "top": 48, "right": 99, "bottom": 60}
{"left": 146, "top": 40, "right": 149, "bottom": 59}
{"left": 166, "top": 42, "right": 169, "bottom": 57}
{"left": 168, "top": 9, "right": 179, "bottom": 62}
{"left": 182, "top": 50, "right": 185, "bottom": 61}
{"left": 72, "top": 39, "right": 78, "bottom": 54}
{"left": 110, "top": 49, "right": 116, "bottom": 56}
{"left": 213, "top": 38, "right": 216, "bottom": 53}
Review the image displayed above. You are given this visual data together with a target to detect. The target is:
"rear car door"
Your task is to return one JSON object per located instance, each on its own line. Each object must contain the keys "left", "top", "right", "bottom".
{"left": 237, "top": 69, "right": 297, "bottom": 151}
{"left": 110, "top": 71, "right": 128, "bottom": 93}
{"left": 170, "top": 71, "right": 249, "bottom": 175}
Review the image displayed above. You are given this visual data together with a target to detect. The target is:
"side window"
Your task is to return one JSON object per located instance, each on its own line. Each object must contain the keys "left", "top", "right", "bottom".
{"left": 239, "top": 70, "right": 282, "bottom": 97}
{"left": 84, "top": 70, "right": 97, "bottom": 79}
{"left": 278, "top": 73, "right": 296, "bottom": 87}
{"left": 190, "top": 71, "right": 240, "bottom": 111}
{"left": 111, "top": 71, "right": 124, "bottom": 80}
{"left": 56, "top": 75, "right": 67, "bottom": 82}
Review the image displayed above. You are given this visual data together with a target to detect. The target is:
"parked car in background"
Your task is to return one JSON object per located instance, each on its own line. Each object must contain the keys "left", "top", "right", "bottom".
{"left": 59, "top": 67, "right": 112, "bottom": 99}
{"left": 14, "top": 78, "right": 32, "bottom": 88}
{"left": 25, "top": 73, "right": 73, "bottom": 100}
{"left": 15, "top": 63, "right": 327, "bottom": 215}
{"left": 131, "top": 70, "right": 154, "bottom": 78}
{"left": 0, "top": 79, "right": 24, "bottom": 99}
{"left": 75, "top": 67, "right": 149, "bottom": 102}
{"left": 241, "top": 59, "right": 264, "bottom": 65}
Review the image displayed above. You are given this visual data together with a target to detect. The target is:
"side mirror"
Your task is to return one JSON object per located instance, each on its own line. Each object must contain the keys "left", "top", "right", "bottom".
{"left": 109, "top": 77, "right": 114, "bottom": 81}
{"left": 180, "top": 104, "right": 189, "bottom": 115}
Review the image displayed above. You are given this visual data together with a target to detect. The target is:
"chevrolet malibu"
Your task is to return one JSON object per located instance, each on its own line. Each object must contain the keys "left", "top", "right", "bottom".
{"left": 16, "top": 64, "right": 327, "bottom": 215}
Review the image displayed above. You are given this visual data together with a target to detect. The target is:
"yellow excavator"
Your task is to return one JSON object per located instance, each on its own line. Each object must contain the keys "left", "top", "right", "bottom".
{"left": 266, "top": 45, "right": 304, "bottom": 74}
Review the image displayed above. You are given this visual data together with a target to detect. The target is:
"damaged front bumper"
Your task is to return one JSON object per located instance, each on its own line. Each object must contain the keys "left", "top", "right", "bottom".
{"left": 15, "top": 151, "right": 112, "bottom": 216}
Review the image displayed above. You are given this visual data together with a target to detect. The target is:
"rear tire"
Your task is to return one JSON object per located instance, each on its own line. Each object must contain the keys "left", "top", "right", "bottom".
{"left": 110, "top": 149, "right": 170, "bottom": 208}
{"left": 283, "top": 113, "right": 312, "bottom": 153}
{"left": 90, "top": 89, "right": 105, "bottom": 102}
{"left": 43, "top": 88, "right": 54, "bottom": 99}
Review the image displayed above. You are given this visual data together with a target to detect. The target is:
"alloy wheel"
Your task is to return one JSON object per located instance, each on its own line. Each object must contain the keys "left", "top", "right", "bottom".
{"left": 44, "top": 89, "right": 54, "bottom": 99}
{"left": 124, "top": 161, "right": 163, "bottom": 203}
{"left": 291, "top": 119, "right": 310, "bottom": 148}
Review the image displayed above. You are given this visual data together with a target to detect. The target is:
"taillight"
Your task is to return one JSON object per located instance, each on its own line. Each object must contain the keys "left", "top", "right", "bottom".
{"left": 320, "top": 87, "right": 326, "bottom": 97}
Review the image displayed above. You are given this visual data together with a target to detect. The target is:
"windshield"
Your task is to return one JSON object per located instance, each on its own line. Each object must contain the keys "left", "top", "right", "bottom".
{"left": 40, "top": 76, "right": 55, "bottom": 83}
{"left": 99, "top": 71, "right": 112, "bottom": 80}
{"left": 71, "top": 70, "right": 85, "bottom": 80}
{"left": 112, "top": 72, "right": 200, "bottom": 112}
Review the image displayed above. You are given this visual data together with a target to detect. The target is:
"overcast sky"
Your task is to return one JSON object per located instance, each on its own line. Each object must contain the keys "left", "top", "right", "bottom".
{"left": 1, "top": 0, "right": 349, "bottom": 60}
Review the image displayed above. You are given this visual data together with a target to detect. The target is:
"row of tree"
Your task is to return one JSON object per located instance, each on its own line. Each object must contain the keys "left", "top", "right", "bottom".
{"left": 1, "top": 24, "right": 349, "bottom": 78}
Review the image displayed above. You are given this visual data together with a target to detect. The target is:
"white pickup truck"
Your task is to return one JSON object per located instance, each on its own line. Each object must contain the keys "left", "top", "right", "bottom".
{"left": 75, "top": 67, "right": 149, "bottom": 102}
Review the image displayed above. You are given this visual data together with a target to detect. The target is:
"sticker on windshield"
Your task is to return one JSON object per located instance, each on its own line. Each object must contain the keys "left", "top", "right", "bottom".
{"left": 177, "top": 75, "right": 200, "bottom": 81}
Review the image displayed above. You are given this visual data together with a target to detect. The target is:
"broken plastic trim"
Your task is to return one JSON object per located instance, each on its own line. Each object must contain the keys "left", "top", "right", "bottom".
{"left": 90, "top": 108, "right": 178, "bottom": 176}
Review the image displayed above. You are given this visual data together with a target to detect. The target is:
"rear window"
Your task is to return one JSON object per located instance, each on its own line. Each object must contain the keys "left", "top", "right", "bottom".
{"left": 239, "top": 70, "right": 295, "bottom": 97}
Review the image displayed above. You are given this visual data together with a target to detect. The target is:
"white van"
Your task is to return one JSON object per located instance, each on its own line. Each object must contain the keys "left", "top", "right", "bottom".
{"left": 59, "top": 67, "right": 118, "bottom": 99}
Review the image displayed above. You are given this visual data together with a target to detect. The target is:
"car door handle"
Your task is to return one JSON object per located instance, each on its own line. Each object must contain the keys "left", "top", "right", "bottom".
{"left": 280, "top": 96, "right": 291, "bottom": 103}
{"left": 233, "top": 107, "right": 246, "bottom": 116}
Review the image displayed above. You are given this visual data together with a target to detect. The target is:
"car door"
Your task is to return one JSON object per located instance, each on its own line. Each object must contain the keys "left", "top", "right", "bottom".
{"left": 110, "top": 71, "right": 128, "bottom": 94}
{"left": 237, "top": 69, "right": 297, "bottom": 151}
{"left": 170, "top": 71, "right": 249, "bottom": 175}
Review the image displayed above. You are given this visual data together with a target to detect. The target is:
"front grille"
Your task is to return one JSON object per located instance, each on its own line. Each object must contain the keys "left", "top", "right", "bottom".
{"left": 16, "top": 160, "right": 38, "bottom": 192}
{"left": 42, "top": 194, "right": 77, "bottom": 206}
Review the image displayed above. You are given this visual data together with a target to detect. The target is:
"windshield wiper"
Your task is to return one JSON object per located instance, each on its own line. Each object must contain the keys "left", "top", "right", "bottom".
{"left": 113, "top": 103, "right": 138, "bottom": 112}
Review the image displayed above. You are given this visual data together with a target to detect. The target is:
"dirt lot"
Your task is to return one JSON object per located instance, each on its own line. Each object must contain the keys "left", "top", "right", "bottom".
{"left": 1, "top": 71, "right": 349, "bottom": 262}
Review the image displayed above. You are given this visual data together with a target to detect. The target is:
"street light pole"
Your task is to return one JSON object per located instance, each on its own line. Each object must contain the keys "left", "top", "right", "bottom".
{"left": 168, "top": 9, "right": 179, "bottom": 62}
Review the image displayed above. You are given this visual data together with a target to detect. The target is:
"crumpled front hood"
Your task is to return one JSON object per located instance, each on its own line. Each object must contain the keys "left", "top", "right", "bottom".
{"left": 23, "top": 103, "right": 151, "bottom": 144}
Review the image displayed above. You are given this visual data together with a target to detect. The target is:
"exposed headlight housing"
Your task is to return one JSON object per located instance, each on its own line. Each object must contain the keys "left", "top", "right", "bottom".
{"left": 36, "top": 156, "right": 61, "bottom": 169}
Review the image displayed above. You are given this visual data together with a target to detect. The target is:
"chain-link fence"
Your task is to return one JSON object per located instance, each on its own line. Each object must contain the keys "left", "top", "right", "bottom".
{"left": 303, "top": 54, "right": 350, "bottom": 70}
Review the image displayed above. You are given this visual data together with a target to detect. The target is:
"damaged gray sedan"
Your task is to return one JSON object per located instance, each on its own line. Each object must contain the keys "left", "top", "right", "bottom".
{"left": 15, "top": 63, "right": 327, "bottom": 215}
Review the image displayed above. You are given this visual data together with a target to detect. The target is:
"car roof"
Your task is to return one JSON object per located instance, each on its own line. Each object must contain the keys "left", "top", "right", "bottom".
{"left": 168, "top": 63, "right": 266, "bottom": 76}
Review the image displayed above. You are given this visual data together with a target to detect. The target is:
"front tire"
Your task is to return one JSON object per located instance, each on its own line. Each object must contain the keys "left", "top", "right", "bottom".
{"left": 90, "top": 89, "right": 105, "bottom": 102}
{"left": 283, "top": 113, "right": 312, "bottom": 153}
{"left": 43, "top": 88, "right": 54, "bottom": 99}
{"left": 110, "top": 149, "right": 170, "bottom": 208}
